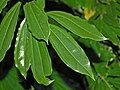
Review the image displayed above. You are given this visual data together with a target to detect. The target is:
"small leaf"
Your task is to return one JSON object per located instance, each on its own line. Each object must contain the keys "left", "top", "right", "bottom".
{"left": 84, "top": 8, "right": 95, "bottom": 20}
{"left": 47, "top": 11, "right": 106, "bottom": 41}
{"left": 30, "top": 36, "right": 53, "bottom": 86}
{"left": 24, "top": 1, "right": 50, "bottom": 42}
{"left": 49, "top": 24, "right": 94, "bottom": 79}
{"left": 14, "top": 19, "right": 31, "bottom": 78}
{"left": 0, "top": 0, "right": 9, "bottom": 13}
{"left": 0, "top": 2, "right": 21, "bottom": 61}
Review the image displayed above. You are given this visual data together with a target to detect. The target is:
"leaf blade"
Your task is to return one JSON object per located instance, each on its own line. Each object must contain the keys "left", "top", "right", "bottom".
{"left": 30, "top": 36, "right": 53, "bottom": 86}
{"left": 14, "top": 19, "right": 31, "bottom": 78}
{"left": 0, "top": 2, "right": 21, "bottom": 61}
{"left": 47, "top": 11, "right": 106, "bottom": 41}
{"left": 49, "top": 24, "right": 94, "bottom": 79}
{"left": 0, "top": 0, "right": 9, "bottom": 13}
{"left": 24, "top": 1, "right": 50, "bottom": 42}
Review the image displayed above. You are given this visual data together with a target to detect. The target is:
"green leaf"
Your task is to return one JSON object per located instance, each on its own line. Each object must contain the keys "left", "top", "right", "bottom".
{"left": 61, "top": 0, "right": 85, "bottom": 7}
{"left": 0, "top": 0, "right": 9, "bottom": 13}
{"left": 24, "top": 1, "right": 50, "bottom": 42}
{"left": 85, "top": 0, "right": 95, "bottom": 11}
{"left": 37, "top": 41, "right": 52, "bottom": 76}
{"left": 93, "top": 63, "right": 108, "bottom": 76}
{"left": 0, "top": 2, "right": 21, "bottom": 62}
{"left": 108, "top": 68, "right": 120, "bottom": 77}
{"left": 95, "top": 19, "right": 120, "bottom": 45}
{"left": 78, "top": 38, "right": 115, "bottom": 62}
{"left": 47, "top": 11, "right": 106, "bottom": 41}
{"left": 49, "top": 24, "right": 94, "bottom": 79}
{"left": 30, "top": 36, "right": 53, "bottom": 86}
{"left": 36, "top": 0, "right": 45, "bottom": 9}
{"left": 108, "top": 77, "right": 120, "bottom": 89}
{"left": 0, "top": 67, "right": 23, "bottom": 90}
{"left": 51, "top": 70, "right": 72, "bottom": 90}
{"left": 14, "top": 19, "right": 31, "bottom": 78}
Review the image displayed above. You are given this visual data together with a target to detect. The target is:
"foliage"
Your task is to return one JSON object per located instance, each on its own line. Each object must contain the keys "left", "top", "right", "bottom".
{"left": 0, "top": 0, "right": 120, "bottom": 89}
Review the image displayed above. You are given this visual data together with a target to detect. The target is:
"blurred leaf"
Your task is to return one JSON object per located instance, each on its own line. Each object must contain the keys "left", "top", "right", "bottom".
{"left": 30, "top": 36, "right": 53, "bottom": 86}
{"left": 108, "top": 68, "right": 120, "bottom": 77}
{"left": 47, "top": 11, "right": 106, "bottom": 41}
{"left": 60, "top": 0, "right": 85, "bottom": 7}
{"left": 51, "top": 70, "right": 72, "bottom": 90}
{"left": 14, "top": 19, "right": 31, "bottom": 78}
{"left": 36, "top": 0, "right": 45, "bottom": 9}
{"left": 108, "top": 77, "right": 120, "bottom": 89}
{"left": 0, "top": 2, "right": 21, "bottom": 61}
{"left": 87, "top": 73, "right": 114, "bottom": 90}
{"left": 95, "top": 19, "right": 120, "bottom": 45}
{"left": 93, "top": 63, "right": 108, "bottom": 76}
{"left": 50, "top": 24, "right": 94, "bottom": 79}
{"left": 24, "top": 1, "right": 50, "bottom": 42}
{"left": 85, "top": 0, "right": 96, "bottom": 11}
{"left": 0, "top": 0, "right": 9, "bottom": 13}
{"left": 0, "top": 67, "right": 23, "bottom": 90}
{"left": 110, "top": 26, "right": 120, "bottom": 37}
{"left": 78, "top": 38, "right": 115, "bottom": 62}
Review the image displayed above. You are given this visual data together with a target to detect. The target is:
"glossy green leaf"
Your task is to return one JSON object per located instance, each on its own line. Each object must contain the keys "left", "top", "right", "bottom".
{"left": 49, "top": 24, "right": 94, "bottom": 79}
{"left": 47, "top": 11, "right": 106, "bottom": 41}
{"left": 24, "top": 1, "right": 50, "bottom": 42}
{"left": 0, "top": 2, "right": 21, "bottom": 61}
{"left": 0, "top": 0, "right": 9, "bottom": 13}
{"left": 0, "top": 67, "right": 23, "bottom": 90}
{"left": 30, "top": 36, "right": 53, "bottom": 86}
{"left": 14, "top": 19, "right": 31, "bottom": 78}
{"left": 51, "top": 70, "right": 72, "bottom": 90}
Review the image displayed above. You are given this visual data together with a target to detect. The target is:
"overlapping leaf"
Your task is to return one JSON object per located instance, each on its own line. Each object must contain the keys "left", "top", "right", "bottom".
{"left": 47, "top": 11, "right": 106, "bottom": 41}
{"left": 30, "top": 36, "right": 53, "bottom": 86}
{"left": 24, "top": 1, "right": 50, "bottom": 42}
{"left": 49, "top": 24, "right": 94, "bottom": 79}
{"left": 0, "top": 2, "right": 21, "bottom": 61}
{"left": 14, "top": 19, "right": 31, "bottom": 78}
{"left": 0, "top": 0, "right": 9, "bottom": 13}
{"left": 95, "top": 19, "right": 120, "bottom": 45}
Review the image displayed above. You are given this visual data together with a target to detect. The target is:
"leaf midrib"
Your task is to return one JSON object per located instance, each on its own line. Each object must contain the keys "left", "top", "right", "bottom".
{"left": 0, "top": 5, "right": 18, "bottom": 50}
{"left": 51, "top": 28, "right": 92, "bottom": 76}
{"left": 29, "top": 2, "right": 46, "bottom": 39}
{"left": 49, "top": 12, "right": 103, "bottom": 39}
